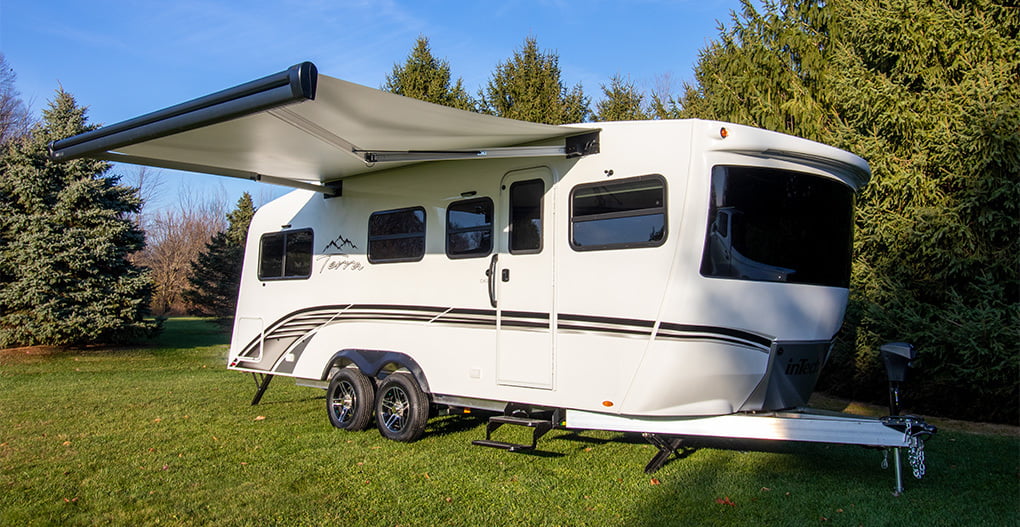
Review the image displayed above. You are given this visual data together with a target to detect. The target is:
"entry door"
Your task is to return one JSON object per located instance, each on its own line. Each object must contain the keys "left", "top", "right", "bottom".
{"left": 495, "top": 167, "right": 555, "bottom": 389}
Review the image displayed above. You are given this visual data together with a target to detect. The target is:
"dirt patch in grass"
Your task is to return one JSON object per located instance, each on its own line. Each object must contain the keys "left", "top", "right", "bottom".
{"left": 0, "top": 345, "right": 68, "bottom": 363}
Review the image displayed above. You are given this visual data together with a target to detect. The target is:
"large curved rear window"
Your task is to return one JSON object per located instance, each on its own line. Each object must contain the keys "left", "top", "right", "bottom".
{"left": 700, "top": 166, "right": 854, "bottom": 287}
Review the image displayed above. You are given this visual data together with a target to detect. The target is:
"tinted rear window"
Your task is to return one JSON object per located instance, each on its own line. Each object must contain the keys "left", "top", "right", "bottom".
{"left": 700, "top": 166, "right": 854, "bottom": 287}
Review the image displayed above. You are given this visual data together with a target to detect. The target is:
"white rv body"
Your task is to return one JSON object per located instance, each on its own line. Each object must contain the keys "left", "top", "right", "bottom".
{"left": 225, "top": 117, "right": 863, "bottom": 419}
{"left": 51, "top": 63, "right": 934, "bottom": 491}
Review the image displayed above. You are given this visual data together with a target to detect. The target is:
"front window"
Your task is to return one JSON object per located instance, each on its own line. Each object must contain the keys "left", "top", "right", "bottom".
{"left": 700, "top": 166, "right": 854, "bottom": 287}
{"left": 258, "top": 229, "right": 313, "bottom": 280}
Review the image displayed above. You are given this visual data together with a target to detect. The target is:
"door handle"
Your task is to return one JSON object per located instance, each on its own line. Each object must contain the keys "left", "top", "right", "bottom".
{"left": 486, "top": 254, "right": 498, "bottom": 308}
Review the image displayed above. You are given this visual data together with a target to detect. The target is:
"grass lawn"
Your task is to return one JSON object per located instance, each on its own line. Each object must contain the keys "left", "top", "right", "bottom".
{"left": 1, "top": 318, "right": 1017, "bottom": 526}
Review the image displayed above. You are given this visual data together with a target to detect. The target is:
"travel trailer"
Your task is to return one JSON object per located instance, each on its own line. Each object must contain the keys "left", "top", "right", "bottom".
{"left": 50, "top": 62, "right": 933, "bottom": 492}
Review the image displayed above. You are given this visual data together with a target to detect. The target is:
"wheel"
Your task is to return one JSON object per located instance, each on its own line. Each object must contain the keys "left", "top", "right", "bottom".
{"left": 326, "top": 368, "right": 375, "bottom": 431}
{"left": 374, "top": 373, "right": 429, "bottom": 442}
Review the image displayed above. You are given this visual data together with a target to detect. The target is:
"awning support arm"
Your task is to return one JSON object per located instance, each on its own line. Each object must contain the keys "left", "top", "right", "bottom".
{"left": 96, "top": 152, "right": 339, "bottom": 196}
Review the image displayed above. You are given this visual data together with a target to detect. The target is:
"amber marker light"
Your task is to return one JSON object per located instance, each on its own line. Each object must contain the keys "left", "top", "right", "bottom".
{"left": 720, "top": 127, "right": 729, "bottom": 139}
{"left": 602, "top": 400, "right": 614, "bottom": 407}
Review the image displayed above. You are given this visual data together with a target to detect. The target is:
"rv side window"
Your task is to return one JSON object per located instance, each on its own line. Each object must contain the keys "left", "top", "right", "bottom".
{"left": 368, "top": 207, "right": 426, "bottom": 263}
{"left": 509, "top": 179, "right": 543, "bottom": 254}
{"left": 258, "top": 229, "right": 313, "bottom": 280}
{"left": 446, "top": 197, "right": 494, "bottom": 259}
{"left": 700, "top": 166, "right": 854, "bottom": 287}
{"left": 570, "top": 175, "right": 667, "bottom": 251}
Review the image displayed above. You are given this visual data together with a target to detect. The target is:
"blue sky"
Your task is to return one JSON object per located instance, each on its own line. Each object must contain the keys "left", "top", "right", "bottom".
{"left": 2, "top": 0, "right": 741, "bottom": 213}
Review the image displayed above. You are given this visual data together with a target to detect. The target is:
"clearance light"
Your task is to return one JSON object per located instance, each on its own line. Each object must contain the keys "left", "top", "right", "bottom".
{"left": 720, "top": 127, "right": 729, "bottom": 139}
{"left": 602, "top": 400, "right": 614, "bottom": 407}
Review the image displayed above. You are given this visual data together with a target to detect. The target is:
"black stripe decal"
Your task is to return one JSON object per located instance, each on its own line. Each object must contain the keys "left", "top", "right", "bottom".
{"left": 235, "top": 304, "right": 774, "bottom": 369}
{"left": 659, "top": 322, "right": 772, "bottom": 348}
{"left": 558, "top": 313, "right": 655, "bottom": 328}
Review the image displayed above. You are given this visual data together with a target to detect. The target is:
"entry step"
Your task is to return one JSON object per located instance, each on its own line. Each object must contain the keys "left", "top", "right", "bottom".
{"left": 488, "top": 415, "right": 552, "bottom": 428}
{"left": 472, "top": 414, "right": 556, "bottom": 452}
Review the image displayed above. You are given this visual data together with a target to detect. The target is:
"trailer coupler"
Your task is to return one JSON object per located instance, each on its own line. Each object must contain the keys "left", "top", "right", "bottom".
{"left": 881, "top": 415, "right": 936, "bottom": 495}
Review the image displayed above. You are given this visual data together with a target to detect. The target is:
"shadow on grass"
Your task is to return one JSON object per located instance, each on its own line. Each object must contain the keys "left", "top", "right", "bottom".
{"left": 552, "top": 430, "right": 650, "bottom": 446}
{"left": 427, "top": 413, "right": 489, "bottom": 437}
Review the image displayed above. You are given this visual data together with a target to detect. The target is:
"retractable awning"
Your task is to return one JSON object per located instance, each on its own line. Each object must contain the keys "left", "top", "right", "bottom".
{"left": 49, "top": 62, "right": 599, "bottom": 196}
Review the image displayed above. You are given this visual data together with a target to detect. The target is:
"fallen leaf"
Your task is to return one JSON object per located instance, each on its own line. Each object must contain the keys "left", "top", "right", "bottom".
{"left": 254, "top": 416, "right": 266, "bottom": 421}
{"left": 212, "top": 436, "right": 218, "bottom": 441}
{"left": 240, "top": 462, "right": 248, "bottom": 466}
{"left": 760, "top": 487, "right": 771, "bottom": 492}
{"left": 715, "top": 496, "right": 736, "bottom": 507}
{"left": 153, "top": 418, "right": 161, "bottom": 423}
{"left": 836, "top": 508, "right": 844, "bottom": 513}
{"left": 583, "top": 447, "right": 592, "bottom": 452}
{"left": 424, "top": 473, "right": 430, "bottom": 479}
{"left": 445, "top": 497, "right": 453, "bottom": 503}
{"left": 161, "top": 465, "right": 169, "bottom": 471}
{"left": 62, "top": 441, "right": 71, "bottom": 446}
{"left": 650, "top": 478, "right": 661, "bottom": 485}
{"left": 148, "top": 448, "right": 155, "bottom": 452}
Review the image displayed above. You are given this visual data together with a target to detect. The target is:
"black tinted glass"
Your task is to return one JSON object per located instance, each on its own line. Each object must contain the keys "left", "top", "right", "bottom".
{"left": 700, "top": 166, "right": 855, "bottom": 287}
{"left": 259, "top": 229, "right": 313, "bottom": 280}
{"left": 369, "top": 208, "right": 425, "bottom": 237}
{"left": 509, "top": 180, "right": 543, "bottom": 253}
{"left": 284, "top": 230, "right": 313, "bottom": 277}
{"left": 570, "top": 175, "right": 666, "bottom": 250}
{"left": 259, "top": 234, "right": 284, "bottom": 279}
{"left": 369, "top": 207, "right": 426, "bottom": 263}
{"left": 447, "top": 198, "right": 493, "bottom": 258}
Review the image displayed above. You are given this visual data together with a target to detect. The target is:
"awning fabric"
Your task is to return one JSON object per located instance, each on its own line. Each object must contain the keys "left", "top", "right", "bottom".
{"left": 49, "top": 62, "right": 597, "bottom": 194}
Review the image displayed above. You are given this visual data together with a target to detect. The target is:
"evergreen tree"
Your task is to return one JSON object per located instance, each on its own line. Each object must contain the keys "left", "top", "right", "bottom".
{"left": 595, "top": 74, "right": 648, "bottom": 121}
{"left": 0, "top": 89, "right": 156, "bottom": 347}
{"left": 481, "top": 37, "right": 590, "bottom": 124}
{"left": 184, "top": 192, "right": 255, "bottom": 326}
{"left": 383, "top": 36, "right": 475, "bottom": 111}
{"left": 681, "top": 0, "right": 1019, "bottom": 422}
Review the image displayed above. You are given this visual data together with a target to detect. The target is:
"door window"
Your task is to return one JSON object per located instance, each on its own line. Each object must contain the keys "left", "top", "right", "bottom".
{"left": 508, "top": 179, "right": 544, "bottom": 254}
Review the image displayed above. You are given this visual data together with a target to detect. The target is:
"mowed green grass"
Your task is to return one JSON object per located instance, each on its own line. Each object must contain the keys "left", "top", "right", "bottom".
{"left": 1, "top": 318, "right": 1017, "bottom": 526}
